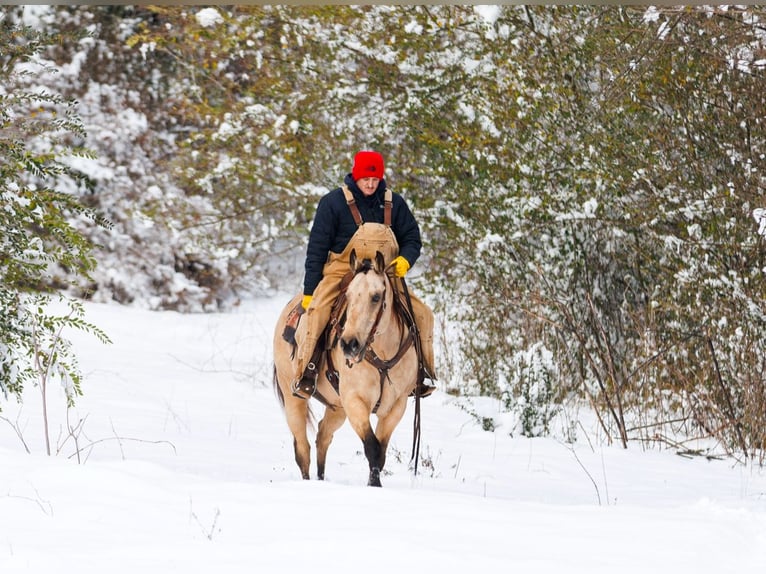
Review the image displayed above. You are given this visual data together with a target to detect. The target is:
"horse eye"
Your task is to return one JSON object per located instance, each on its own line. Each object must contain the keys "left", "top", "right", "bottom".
{"left": 371, "top": 293, "right": 382, "bottom": 304}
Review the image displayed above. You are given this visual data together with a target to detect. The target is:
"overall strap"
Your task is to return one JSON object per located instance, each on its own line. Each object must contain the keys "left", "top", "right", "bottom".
{"left": 384, "top": 188, "right": 392, "bottom": 226}
{"left": 342, "top": 185, "right": 393, "bottom": 228}
{"left": 341, "top": 185, "right": 363, "bottom": 226}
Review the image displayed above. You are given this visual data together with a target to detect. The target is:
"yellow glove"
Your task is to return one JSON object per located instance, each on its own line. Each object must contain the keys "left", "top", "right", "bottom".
{"left": 391, "top": 256, "right": 410, "bottom": 278}
{"left": 301, "top": 294, "right": 313, "bottom": 310}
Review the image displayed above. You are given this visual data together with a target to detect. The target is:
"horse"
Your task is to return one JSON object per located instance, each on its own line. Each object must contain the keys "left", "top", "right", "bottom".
{"left": 273, "top": 249, "right": 419, "bottom": 487}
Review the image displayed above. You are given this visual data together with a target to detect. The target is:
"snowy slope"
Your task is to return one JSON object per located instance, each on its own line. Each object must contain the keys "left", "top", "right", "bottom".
{"left": 2, "top": 298, "right": 766, "bottom": 573}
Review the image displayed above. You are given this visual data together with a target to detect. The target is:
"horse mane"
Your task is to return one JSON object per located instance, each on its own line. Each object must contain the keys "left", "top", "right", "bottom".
{"left": 356, "top": 258, "right": 374, "bottom": 274}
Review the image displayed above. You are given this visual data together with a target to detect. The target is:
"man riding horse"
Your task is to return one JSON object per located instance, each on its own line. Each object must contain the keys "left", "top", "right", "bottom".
{"left": 289, "top": 150, "right": 436, "bottom": 400}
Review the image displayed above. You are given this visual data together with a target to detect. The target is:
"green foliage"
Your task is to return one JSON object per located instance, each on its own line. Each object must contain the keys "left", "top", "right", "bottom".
{"left": 503, "top": 343, "right": 560, "bottom": 438}
{"left": 90, "top": 5, "right": 766, "bottom": 454}
{"left": 1, "top": 18, "right": 110, "bottom": 409}
{"left": 424, "top": 6, "right": 766, "bottom": 454}
{"left": 1, "top": 293, "right": 110, "bottom": 405}
{"left": 9, "top": 6, "right": 766, "bottom": 458}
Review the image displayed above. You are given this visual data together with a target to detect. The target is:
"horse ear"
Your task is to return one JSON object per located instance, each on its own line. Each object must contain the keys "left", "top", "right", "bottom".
{"left": 374, "top": 251, "right": 385, "bottom": 274}
{"left": 349, "top": 249, "right": 357, "bottom": 271}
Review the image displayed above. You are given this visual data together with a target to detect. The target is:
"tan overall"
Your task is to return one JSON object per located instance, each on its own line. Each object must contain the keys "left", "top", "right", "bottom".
{"left": 294, "top": 186, "right": 436, "bottom": 383}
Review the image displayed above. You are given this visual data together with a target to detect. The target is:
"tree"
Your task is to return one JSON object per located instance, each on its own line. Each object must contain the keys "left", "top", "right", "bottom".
{"left": 9, "top": 5, "right": 766, "bottom": 458}
{"left": 416, "top": 5, "right": 766, "bottom": 454}
{"left": 1, "top": 15, "right": 110, "bottom": 453}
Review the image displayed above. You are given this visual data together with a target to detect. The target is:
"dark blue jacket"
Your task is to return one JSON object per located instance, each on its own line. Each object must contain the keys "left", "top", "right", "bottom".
{"left": 303, "top": 174, "right": 422, "bottom": 295}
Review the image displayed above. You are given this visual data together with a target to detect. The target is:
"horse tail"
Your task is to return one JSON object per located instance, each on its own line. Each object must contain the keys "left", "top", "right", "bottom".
{"left": 273, "top": 364, "right": 286, "bottom": 408}
{"left": 273, "top": 364, "right": 316, "bottom": 431}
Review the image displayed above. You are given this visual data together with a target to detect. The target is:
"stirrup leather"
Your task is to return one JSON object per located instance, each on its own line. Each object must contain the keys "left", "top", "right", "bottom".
{"left": 291, "top": 327, "right": 328, "bottom": 400}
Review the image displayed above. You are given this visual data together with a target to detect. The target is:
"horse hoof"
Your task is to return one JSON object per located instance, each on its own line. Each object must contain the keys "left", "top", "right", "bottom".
{"left": 368, "top": 468, "right": 382, "bottom": 487}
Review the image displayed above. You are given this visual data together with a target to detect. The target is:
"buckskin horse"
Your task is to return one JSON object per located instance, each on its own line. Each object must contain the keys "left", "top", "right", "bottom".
{"left": 273, "top": 250, "right": 419, "bottom": 487}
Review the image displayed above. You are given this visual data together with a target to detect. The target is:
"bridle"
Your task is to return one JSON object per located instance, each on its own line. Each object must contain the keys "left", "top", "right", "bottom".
{"left": 342, "top": 272, "right": 388, "bottom": 367}
{"left": 326, "top": 264, "right": 415, "bottom": 412}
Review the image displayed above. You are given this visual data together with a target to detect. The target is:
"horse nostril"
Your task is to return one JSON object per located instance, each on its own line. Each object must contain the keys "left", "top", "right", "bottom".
{"left": 341, "top": 337, "right": 360, "bottom": 357}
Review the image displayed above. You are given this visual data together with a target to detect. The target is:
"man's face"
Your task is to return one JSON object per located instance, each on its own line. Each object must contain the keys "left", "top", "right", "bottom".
{"left": 357, "top": 177, "right": 380, "bottom": 196}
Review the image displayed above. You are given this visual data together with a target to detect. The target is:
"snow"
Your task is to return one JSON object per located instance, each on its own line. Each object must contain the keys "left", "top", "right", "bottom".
{"left": 755, "top": 207, "right": 766, "bottom": 236}
{"left": 474, "top": 5, "right": 501, "bottom": 25}
{"left": 195, "top": 8, "right": 223, "bottom": 29}
{"left": 2, "top": 297, "right": 766, "bottom": 573}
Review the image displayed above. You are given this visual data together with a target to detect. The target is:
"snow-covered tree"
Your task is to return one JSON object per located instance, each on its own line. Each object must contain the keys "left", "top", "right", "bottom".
{"left": 1, "top": 14, "right": 110, "bottom": 419}
{"left": 7, "top": 5, "right": 766, "bottom": 458}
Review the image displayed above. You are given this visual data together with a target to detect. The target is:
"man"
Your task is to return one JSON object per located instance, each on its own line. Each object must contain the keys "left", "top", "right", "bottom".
{"left": 291, "top": 150, "right": 436, "bottom": 399}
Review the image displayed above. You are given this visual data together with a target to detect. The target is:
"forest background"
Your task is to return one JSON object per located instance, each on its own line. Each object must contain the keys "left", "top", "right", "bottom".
{"left": 2, "top": 5, "right": 766, "bottom": 463}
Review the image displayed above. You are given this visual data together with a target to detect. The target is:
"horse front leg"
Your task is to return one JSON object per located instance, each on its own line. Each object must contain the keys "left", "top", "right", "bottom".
{"left": 345, "top": 396, "right": 385, "bottom": 487}
{"left": 362, "top": 428, "right": 384, "bottom": 487}
{"left": 315, "top": 406, "right": 346, "bottom": 480}
{"left": 374, "top": 394, "right": 409, "bottom": 474}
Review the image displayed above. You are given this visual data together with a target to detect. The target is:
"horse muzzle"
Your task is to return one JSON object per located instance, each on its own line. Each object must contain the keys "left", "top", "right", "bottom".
{"left": 340, "top": 336, "right": 366, "bottom": 363}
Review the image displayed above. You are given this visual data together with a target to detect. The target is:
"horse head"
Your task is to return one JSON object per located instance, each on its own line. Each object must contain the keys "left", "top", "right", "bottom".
{"left": 340, "top": 249, "right": 389, "bottom": 362}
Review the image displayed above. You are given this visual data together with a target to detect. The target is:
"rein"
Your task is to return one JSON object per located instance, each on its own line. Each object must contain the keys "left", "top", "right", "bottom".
{"left": 398, "top": 276, "right": 423, "bottom": 476}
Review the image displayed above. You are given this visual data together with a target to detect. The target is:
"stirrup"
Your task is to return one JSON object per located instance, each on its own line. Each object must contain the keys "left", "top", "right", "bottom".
{"left": 410, "top": 380, "right": 436, "bottom": 399}
{"left": 291, "top": 363, "right": 317, "bottom": 400}
{"left": 410, "top": 367, "right": 436, "bottom": 398}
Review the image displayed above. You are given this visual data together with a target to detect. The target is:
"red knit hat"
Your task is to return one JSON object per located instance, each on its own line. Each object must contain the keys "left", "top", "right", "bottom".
{"left": 352, "top": 150, "right": 385, "bottom": 181}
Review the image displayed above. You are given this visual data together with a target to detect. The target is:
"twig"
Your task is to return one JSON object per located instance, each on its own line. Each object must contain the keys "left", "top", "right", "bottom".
{"left": 577, "top": 419, "right": 596, "bottom": 453}
{"left": 560, "top": 440, "right": 602, "bottom": 506}
{"left": 653, "top": 433, "right": 726, "bottom": 461}
{"left": 0, "top": 414, "right": 31, "bottom": 454}
{"left": 5, "top": 487, "right": 54, "bottom": 517}
{"left": 111, "top": 418, "right": 125, "bottom": 461}
{"left": 56, "top": 412, "right": 90, "bottom": 462}
{"left": 600, "top": 449, "right": 610, "bottom": 505}
{"left": 707, "top": 336, "right": 748, "bottom": 460}
{"left": 189, "top": 498, "right": 221, "bottom": 541}
{"left": 167, "top": 353, "right": 252, "bottom": 380}
{"left": 66, "top": 435, "right": 177, "bottom": 461}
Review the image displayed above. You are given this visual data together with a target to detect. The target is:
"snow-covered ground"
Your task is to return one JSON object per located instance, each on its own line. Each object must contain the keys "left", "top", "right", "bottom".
{"left": 2, "top": 297, "right": 766, "bottom": 573}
